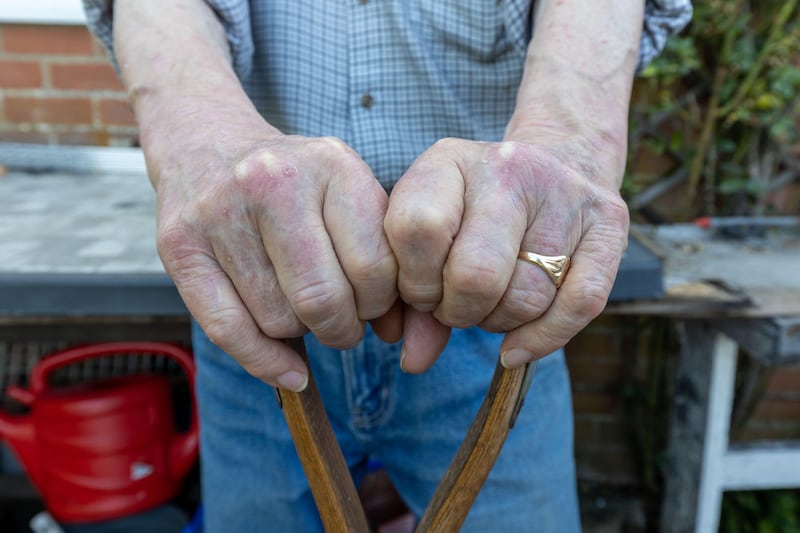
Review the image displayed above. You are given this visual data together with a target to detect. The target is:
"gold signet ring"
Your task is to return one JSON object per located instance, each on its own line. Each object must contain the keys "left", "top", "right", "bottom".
{"left": 517, "top": 251, "right": 571, "bottom": 288}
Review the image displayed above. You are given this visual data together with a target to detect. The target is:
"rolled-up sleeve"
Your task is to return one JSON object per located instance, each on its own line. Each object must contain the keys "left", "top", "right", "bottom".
{"left": 82, "top": 0, "right": 255, "bottom": 78}
{"left": 639, "top": 0, "right": 693, "bottom": 70}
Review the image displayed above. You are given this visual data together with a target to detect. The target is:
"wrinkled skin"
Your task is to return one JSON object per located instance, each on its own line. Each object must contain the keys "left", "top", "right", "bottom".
{"left": 150, "top": 125, "right": 399, "bottom": 391}
{"left": 386, "top": 137, "right": 629, "bottom": 373}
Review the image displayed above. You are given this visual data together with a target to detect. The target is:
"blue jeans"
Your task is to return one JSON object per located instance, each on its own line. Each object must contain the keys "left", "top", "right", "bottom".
{"left": 193, "top": 323, "right": 580, "bottom": 532}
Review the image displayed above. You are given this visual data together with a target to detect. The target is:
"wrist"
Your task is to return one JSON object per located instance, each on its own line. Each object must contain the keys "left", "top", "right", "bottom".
{"left": 504, "top": 56, "right": 632, "bottom": 189}
{"left": 138, "top": 90, "right": 276, "bottom": 168}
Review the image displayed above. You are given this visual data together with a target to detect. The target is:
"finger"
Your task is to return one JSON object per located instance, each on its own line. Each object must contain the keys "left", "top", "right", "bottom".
{"left": 370, "top": 299, "right": 404, "bottom": 344}
{"left": 237, "top": 148, "right": 363, "bottom": 349}
{"left": 499, "top": 213, "right": 629, "bottom": 367}
{"left": 323, "top": 139, "right": 399, "bottom": 321}
{"left": 399, "top": 307, "right": 451, "bottom": 374}
{"left": 158, "top": 231, "right": 308, "bottom": 391}
{"left": 435, "top": 145, "right": 529, "bottom": 327}
{"left": 480, "top": 196, "right": 579, "bottom": 332}
{"left": 210, "top": 230, "right": 306, "bottom": 339}
{"left": 385, "top": 139, "right": 465, "bottom": 312}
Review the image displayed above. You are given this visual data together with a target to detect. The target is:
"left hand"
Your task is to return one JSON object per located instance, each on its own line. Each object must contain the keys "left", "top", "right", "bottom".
{"left": 384, "top": 136, "right": 629, "bottom": 373}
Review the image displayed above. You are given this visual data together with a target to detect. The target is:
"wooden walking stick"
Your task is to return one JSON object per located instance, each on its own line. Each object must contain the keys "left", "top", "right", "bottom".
{"left": 277, "top": 337, "right": 537, "bottom": 533}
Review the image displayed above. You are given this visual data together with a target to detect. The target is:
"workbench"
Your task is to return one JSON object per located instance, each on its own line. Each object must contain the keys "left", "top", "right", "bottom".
{"left": 1, "top": 143, "right": 799, "bottom": 532}
{"left": 610, "top": 224, "right": 800, "bottom": 533}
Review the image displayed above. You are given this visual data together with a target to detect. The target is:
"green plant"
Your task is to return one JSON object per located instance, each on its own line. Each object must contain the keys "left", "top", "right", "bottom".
{"left": 627, "top": 0, "right": 800, "bottom": 220}
{"left": 720, "top": 490, "right": 800, "bottom": 533}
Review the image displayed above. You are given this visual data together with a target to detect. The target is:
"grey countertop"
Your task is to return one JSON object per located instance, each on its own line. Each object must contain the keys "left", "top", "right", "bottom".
{"left": 0, "top": 170, "right": 162, "bottom": 275}
{"left": 0, "top": 163, "right": 186, "bottom": 317}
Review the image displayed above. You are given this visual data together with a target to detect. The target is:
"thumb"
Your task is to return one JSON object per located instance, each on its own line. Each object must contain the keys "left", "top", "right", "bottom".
{"left": 399, "top": 306, "right": 451, "bottom": 374}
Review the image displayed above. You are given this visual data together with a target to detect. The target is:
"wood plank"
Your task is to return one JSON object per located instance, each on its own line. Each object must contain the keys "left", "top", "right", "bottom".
{"left": 714, "top": 316, "right": 800, "bottom": 364}
{"left": 660, "top": 321, "right": 717, "bottom": 533}
{"left": 723, "top": 444, "right": 800, "bottom": 490}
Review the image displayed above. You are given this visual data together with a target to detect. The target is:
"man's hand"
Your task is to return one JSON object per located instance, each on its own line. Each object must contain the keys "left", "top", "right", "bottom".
{"left": 385, "top": 137, "right": 629, "bottom": 373}
{"left": 385, "top": 0, "right": 643, "bottom": 373}
{"left": 113, "top": 0, "right": 397, "bottom": 391}
{"left": 154, "top": 130, "right": 397, "bottom": 391}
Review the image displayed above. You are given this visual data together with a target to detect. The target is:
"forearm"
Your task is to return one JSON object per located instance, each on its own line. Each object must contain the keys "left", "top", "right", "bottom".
{"left": 505, "top": 0, "right": 644, "bottom": 189}
{"left": 113, "top": 0, "right": 276, "bottom": 185}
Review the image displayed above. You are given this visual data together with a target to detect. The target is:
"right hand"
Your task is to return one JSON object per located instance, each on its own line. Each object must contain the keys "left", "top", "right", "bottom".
{"left": 148, "top": 121, "right": 398, "bottom": 391}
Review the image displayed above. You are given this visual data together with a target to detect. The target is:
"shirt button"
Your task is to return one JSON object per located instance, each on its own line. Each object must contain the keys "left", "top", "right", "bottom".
{"left": 360, "top": 93, "right": 374, "bottom": 109}
{"left": 359, "top": 0, "right": 368, "bottom": 4}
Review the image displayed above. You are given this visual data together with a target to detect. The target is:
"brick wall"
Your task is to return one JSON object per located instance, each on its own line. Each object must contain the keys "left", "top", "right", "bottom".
{"left": 567, "top": 316, "right": 642, "bottom": 485}
{"left": 0, "top": 23, "right": 137, "bottom": 146}
{"left": 567, "top": 315, "right": 800, "bottom": 486}
{"left": 2, "top": 22, "right": 799, "bottom": 490}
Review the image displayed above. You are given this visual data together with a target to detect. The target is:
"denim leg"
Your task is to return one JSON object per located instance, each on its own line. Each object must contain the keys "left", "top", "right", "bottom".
{"left": 192, "top": 324, "right": 369, "bottom": 532}
{"left": 194, "top": 322, "right": 580, "bottom": 532}
{"left": 370, "top": 328, "right": 582, "bottom": 532}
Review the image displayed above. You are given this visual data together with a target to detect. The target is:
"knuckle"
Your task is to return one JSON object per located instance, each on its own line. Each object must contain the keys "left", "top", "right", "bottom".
{"left": 593, "top": 191, "right": 630, "bottom": 231}
{"left": 493, "top": 140, "right": 525, "bottom": 160}
{"left": 349, "top": 255, "right": 399, "bottom": 319}
{"left": 318, "top": 136, "right": 349, "bottom": 153}
{"left": 237, "top": 345, "right": 284, "bottom": 383}
{"left": 565, "top": 280, "right": 609, "bottom": 325}
{"left": 432, "top": 137, "right": 460, "bottom": 151}
{"left": 201, "top": 306, "right": 253, "bottom": 353}
{"left": 317, "top": 137, "right": 364, "bottom": 167}
{"left": 156, "top": 223, "right": 205, "bottom": 273}
{"left": 256, "top": 312, "right": 306, "bottom": 340}
{"left": 236, "top": 147, "right": 305, "bottom": 195}
{"left": 537, "top": 326, "right": 574, "bottom": 354}
{"left": 479, "top": 289, "right": 551, "bottom": 334}
{"left": 386, "top": 203, "right": 452, "bottom": 246}
{"left": 288, "top": 279, "right": 355, "bottom": 337}
{"left": 347, "top": 252, "right": 397, "bottom": 286}
{"left": 508, "top": 290, "right": 552, "bottom": 320}
{"left": 445, "top": 260, "right": 505, "bottom": 301}
{"left": 398, "top": 279, "right": 441, "bottom": 306}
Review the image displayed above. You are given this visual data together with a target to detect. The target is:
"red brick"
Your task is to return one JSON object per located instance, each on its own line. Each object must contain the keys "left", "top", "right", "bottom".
{"left": 107, "top": 134, "right": 140, "bottom": 147}
{"left": 766, "top": 367, "right": 800, "bottom": 394}
{"left": 55, "top": 130, "right": 110, "bottom": 146}
{"left": 0, "top": 60, "right": 42, "bottom": 88}
{"left": 0, "top": 129, "right": 50, "bottom": 144}
{"left": 98, "top": 99, "right": 136, "bottom": 126}
{"left": 574, "top": 417, "right": 596, "bottom": 444}
{"left": 595, "top": 419, "right": 631, "bottom": 444}
{"left": 4, "top": 96, "right": 92, "bottom": 125}
{"left": 50, "top": 63, "right": 123, "bottom": 91}
{"left": 92, "top": 37, "right": 109, "bottom": 58}
{"left": 2, "top": 25, "right": 94, "bottom": 56}
{"left": 567, "top": 359, "right": 623, "bottom": 386}
{"left": 566, "top": 332, "right": 619, "bottom": 363}
{"left": 751, "top": 398, "right": 800, "bottom": 421}
{"left": 573, "top": 391, "right": 621, "bottom": 415}
{"left": 735, "top": 422, "right": 800, "bottom": 443}
{"left": 576, "top": 448, "right": 638, "bottom": 485}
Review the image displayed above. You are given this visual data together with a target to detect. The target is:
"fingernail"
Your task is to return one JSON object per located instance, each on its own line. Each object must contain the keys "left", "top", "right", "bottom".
{"left": 276, "top": 370, "right": 308, "bottom": 392}
{"left": 399, "top": 346, "right": 408, "bottom": 373}
{"left": 501, "top": 349, "right": 532, "bottom": 369}
{"left": 412, "top": 303, "right": 436, "bottom": 312}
